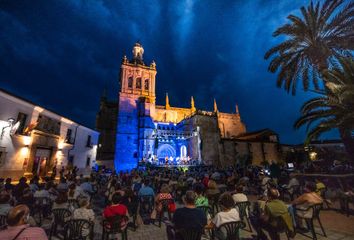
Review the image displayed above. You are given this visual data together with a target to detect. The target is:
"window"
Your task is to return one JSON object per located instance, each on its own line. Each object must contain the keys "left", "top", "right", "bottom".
{"left": 36, "top": 115, "right": 60, "bottom": 135}
{"left": 65, "top": 129, "right": 73, "bottom": 144}
{"left": 86, "top": 135, "right": 92, "bottom": 148}
{"left": 128, "top": 77, "right": 133, "bottom": 89}
{"left": 86, "top": 156, "right": 91, "bottom": 167}
{"left": 16, "top": 112, "right": 27, "bottom": 134}
{"left": 136, "top": 77, "right": 142, "bottom": 89}
{"left": 144, "top": 79, "right": 149, "bottom": 91}
{"left": 0, "top": 147, "right": 6, "bottom": 166}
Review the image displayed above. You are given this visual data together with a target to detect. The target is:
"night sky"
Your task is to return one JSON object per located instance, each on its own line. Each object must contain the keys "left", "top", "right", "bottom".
{"left": 0, "top": 0, "right": 339, "bottom": 144}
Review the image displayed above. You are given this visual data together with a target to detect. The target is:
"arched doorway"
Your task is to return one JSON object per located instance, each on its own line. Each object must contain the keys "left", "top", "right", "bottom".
{"left": 180, "top": 145, "right": 187, "bottom": 158}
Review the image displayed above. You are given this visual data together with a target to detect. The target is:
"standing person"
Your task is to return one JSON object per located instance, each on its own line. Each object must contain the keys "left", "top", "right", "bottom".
{"left": 269, "top": 162, "right": 281, "bottom": 183}
{"left": 171, "top": 191, "right": 207, "bottom": 240}
{"left": 0, "top": 205, "right": 48, "bottom": 240}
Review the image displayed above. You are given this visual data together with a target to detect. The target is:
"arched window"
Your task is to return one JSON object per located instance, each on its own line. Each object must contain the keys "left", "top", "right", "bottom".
{"left": 128, "top": 77, "right": 133, "bottom": 89}
{"left": 136, "top": 77, "right": 142, "bottom": 89}
{"left": 144, "top": 79, "right": 149, "bottom": 90}
{"left": 180, "top": 145, "right": 187, "bottom": 158}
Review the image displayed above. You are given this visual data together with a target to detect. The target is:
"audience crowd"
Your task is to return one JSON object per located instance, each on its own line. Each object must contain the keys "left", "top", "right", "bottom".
{"left": 0, "top": 163, "right": 352, "bottom": 240}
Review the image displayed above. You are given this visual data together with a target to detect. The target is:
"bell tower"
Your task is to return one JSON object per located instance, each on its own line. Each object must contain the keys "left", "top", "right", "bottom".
{"left": 119, "top": 42, "right": 157, "bottom": 102}
{"left": 115, "top": 42, "right": 157, "bottom": 171}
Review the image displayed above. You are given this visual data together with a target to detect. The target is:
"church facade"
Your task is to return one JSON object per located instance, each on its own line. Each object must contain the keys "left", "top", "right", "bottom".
{"left": 96, "top": 43, "right": 281, "bottom": 171}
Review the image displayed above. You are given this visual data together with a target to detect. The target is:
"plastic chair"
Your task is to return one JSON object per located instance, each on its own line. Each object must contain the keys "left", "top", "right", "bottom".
{"left": 102, "top": 215, "right": 128, "bottom": 240}
{"left": 235, "top": 201, "right": 252, "bottom": 232}
{"left": 64, "top": 219, "right": 94, "bottom": 240}
{"left": 0, "top": 214, "right": 7, "bottom": 230}
{"left": 33, "top": 197, "right": 52, "bottom": 226}
{"left": 139, "top": 195, "right": 154, "bottom": 223}
{"left": 178, "top": 228, "right": 203, "bottom": 240}
{"left": 296, "top": 203, "right": 326, "bottom": 240}
{"left": 49, "top": 208, "right": 72, "bottom": 239}
{"left": 68, "top": 199, "right": 80, "bottom": 209}
{"left": 212, "top": 221, "right": 245, "bottom": 240}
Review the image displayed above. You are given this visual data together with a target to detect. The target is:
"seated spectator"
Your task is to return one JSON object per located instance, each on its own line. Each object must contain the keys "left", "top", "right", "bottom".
{"left": 232, "top": 185, "right": 248, "bottom": 203}
{"left": 68, "top": 183, "right": 87, "bottom": 200}
{"left": 52, "top": 192, "right": 69, "bottom": 210}
{"left": 285, "top": 175, "right": 300, "bottom": 194}
{"left": 194, "top": 184, "right": 208, "bottom": 207}
{"left": 206, "top": 179, "right": 220, "bottom": 196}
{"left": 0, "top": 204, "right": 48, "bottom": 240}
{"left": 34, "top": 184, "right": 50, "bottom": 200}
{"left": 122, "top": 188, "right": 138, "bottom": 222}
{"left": 208, "top": 193, "right": 240, "bottom": 239}
{"left": 103, "top": 193, "right": 129, "bottom": 229}
{"left": 73, "top": 198, "right": 95, "bottom": 222}
{"left": 292, "top": 182, "right": 322, "bottom": 227}
{"left": 46, "top": 182, "right": 59, "bottom": 201}
{"left": 138, "top": 179, "right": 154, "bottom": 197}
{"left": 13, "top": 177, "right": 29, "bottom": 201}
{"left": 105, "top": 178, "right": 117, "bottom": 203}
{"left": 4, "top": 178, "right": 14, "bottom": 192}
{"left": 0, "top": 193, "right": 13, "bottom": 216}
{"left": 57, "top": 178, "right": 68, "bottom": 192}
{"left": 152, "top": 184, "right": 174, "bottom": 219}
{"left": 80, "top": 178, "right": 94, "bottom": 195}
{"left": 114, "top": 182, "right": 125, "bottom": 197}
{"left": 17, "top": 188, "right": 34, "bottom": 209}
{"left": 0, "top": 178, "right": 4, "bottom": 192}
{"left": 315, "top": 179, "right": 326, "bottom": 196}
{"left": 251, "top": 188, "right": 294, "bottom": 240}
{"left": 171, "top": 191, "right": 207, "bottom": 240}
{"left": 29, "top": 179, "right": 39, "bottom": 193}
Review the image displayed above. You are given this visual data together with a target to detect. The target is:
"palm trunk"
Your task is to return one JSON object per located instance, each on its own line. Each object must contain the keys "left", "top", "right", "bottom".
{"left": 339, "top": 127, "right": 354, "bottom": 162}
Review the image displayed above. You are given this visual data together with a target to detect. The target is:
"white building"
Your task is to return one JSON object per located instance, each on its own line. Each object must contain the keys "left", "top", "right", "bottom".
{"left": 0, "top": 88, "right": 99, "bottom": 180}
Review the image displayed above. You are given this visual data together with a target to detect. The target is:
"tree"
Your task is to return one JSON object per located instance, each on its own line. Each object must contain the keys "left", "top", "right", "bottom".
{"left": 294, "top": 56, "right": 354, "bottom": 160}
{"left": 265, "top": 0, "right": 354, "bottom": 95}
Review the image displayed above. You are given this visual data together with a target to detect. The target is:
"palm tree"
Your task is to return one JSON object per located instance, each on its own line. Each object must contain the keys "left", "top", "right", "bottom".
{"left": 294, "top": 56, "right": 354, "bottom": 160}
{"left": 265, "top": 0, "right": 354, "bottom": 95}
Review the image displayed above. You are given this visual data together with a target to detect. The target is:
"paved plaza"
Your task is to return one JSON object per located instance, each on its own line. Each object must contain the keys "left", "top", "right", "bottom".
{"left": 43, "top": 194, "right": 354, "bottom": 240}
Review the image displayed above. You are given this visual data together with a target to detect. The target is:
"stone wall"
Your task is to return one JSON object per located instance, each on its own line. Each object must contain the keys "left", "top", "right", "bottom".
{"left": 217, "top": 112, "right": 246, "bottom": 138}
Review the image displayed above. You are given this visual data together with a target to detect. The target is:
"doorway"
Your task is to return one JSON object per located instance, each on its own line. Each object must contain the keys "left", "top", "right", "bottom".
{"left": 32, "top": 148, "right": 51, "bottom": 176}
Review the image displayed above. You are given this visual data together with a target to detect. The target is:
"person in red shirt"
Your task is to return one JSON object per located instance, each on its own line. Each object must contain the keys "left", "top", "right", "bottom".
{"left": 103, "top": 193, "right": 129, "bottom": 229}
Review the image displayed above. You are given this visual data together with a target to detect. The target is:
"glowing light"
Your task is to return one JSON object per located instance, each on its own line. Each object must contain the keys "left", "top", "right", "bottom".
{"left": 309, "top": 151, "right": 317, "bottom": 161}
{"left": 23, "top": 136, "right": 31, "bottom": 146}
{"left": 58, "top": 141, "right": 64, "bottom": 150}
{"left": 21, "top": 147, "right": 29, "bottom": 155}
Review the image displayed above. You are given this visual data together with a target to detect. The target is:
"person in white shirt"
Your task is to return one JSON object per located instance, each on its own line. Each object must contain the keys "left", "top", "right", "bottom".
{"left": 286, "top": 175, "right": 300, "bottom": 194}
{"left": 73, "top": 198, "right": 95, "bottom": 238}
{"left": 232, "top": 185, "right": 248, "bottom": 203}
{"left": 209, "top": 193, "right": 240, "bottom": 239}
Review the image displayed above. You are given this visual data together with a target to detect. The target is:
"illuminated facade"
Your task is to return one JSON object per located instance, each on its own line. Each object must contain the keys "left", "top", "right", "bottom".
{"left": 0, "top": 89, "right": 99, "bottom": 179}
{"left": 96, "top": 43, "right": 282, "bottom": 171}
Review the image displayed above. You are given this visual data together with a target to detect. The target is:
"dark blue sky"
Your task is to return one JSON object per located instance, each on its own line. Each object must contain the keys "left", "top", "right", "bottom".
{"left": 0, "top": 0, "right": 339, "bottom": 144}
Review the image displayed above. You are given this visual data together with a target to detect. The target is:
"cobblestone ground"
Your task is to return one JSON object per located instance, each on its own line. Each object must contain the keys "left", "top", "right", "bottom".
{"left": 42, "top": 193, "right": 354, "bottom": 240}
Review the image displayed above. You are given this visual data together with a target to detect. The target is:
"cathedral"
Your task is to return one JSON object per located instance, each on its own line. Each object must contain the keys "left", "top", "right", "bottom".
{"left": 96, "top": 43, "right": 281, "bottom": 171}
